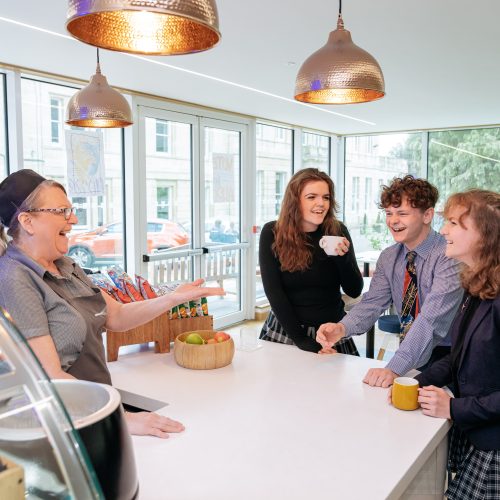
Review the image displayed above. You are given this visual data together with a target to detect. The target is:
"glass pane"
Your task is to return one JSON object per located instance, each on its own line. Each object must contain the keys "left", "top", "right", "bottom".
{"left": 145, "top": 117, "right": 191, "bottom": 255}
{"left": 0, "top": 387, "right": 72, "bottom": 497}
{"left": 0, "top": 348, "right": 14, "bottom": 376}
{"left": 255, "top": 124, "right": 293, "bottom": 300}
{"left": 428, "top": 128, "right": 500, "bottom": 227}
{"left": 203, "top": 127, "right": 241, "bottom": 317}
{"left": 302, "top": 132, "right": 330, "bottom": 172}
{"left": 0, "top": 74, "right": 7, "bottom": 180}
{"left": 21, "top": 78, "right": 125, "bottom": 272}
{"left": 344, "top": 133, "right": 423, "bottom": 272}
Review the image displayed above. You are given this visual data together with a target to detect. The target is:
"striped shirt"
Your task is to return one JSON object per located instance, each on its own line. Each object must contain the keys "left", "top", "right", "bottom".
{"left": 341, "top": 230, "right": 462, "bottom": 375}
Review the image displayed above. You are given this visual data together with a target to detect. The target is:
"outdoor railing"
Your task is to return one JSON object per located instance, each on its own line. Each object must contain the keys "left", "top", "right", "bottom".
{"left": 144, "top": 246, "right": 242, "bottom": 287}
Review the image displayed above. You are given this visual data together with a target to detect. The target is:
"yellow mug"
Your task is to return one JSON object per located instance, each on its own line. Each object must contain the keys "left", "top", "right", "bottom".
{"left": 392, "top": 377, "right": 419, "bottom": 411}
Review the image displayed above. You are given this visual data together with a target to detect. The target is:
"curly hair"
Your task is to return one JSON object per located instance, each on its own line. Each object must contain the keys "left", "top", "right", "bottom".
{"left": 379, "top": 175, "right": 439, "bottom": 211}
{"left": 273, "top": 168, "right": 341, "bottom": 272}
{"left": 444, "top": 189, "right": 500, "bottom": 300}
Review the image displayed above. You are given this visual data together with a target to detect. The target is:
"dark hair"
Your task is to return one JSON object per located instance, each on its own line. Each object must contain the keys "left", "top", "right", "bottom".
{"left": 444, "top": 189, "right": 500, "bottom": 299}
{"left": 379, "top": 175, "right": 439, "bottom": 211}
{"left": 273, "top": 168, "right": 341, "bottom": 272}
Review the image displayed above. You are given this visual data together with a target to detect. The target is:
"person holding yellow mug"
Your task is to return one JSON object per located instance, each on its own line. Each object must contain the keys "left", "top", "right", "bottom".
{"left": 390, "top": 190, "right": 500, "bottom": 500}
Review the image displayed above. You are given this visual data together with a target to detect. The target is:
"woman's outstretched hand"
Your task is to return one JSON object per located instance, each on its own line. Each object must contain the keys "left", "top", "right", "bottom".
{"left": 174, "top": 279, "right": 225, "bottom": 302}
{"left": 125, "top": 411, "right": 185, "bottom": 439}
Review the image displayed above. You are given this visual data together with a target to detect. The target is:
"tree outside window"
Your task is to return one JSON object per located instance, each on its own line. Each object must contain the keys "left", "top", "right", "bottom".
{"left": 427, "top": 128, "right": 500, "bottom": 202}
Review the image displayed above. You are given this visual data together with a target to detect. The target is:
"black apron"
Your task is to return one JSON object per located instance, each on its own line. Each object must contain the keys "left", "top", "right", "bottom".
{"left": 45, "top": 274, "right": 111, "bottom": 385}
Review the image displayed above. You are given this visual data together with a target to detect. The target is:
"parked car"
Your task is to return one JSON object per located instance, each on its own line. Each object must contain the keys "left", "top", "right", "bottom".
{"left": 67, "top": 219, "right": 189, "bottom": 267}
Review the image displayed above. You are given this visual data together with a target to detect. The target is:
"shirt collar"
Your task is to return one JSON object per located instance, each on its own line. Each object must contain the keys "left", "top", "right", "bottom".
{"left": 403, "top": 229, "right": 440, "bottom": 261}
{"left": 6, "top": 242, "right": 77, "bottom": 279}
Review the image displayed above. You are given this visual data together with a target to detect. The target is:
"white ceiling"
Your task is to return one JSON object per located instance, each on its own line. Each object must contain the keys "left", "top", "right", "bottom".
{"left": 1, "top": 0, "right": 500, "bottom": 135}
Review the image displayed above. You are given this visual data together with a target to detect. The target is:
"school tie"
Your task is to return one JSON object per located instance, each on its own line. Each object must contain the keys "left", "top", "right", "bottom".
{"left": 400, "top": 250, "right": 419, "bottom": 343}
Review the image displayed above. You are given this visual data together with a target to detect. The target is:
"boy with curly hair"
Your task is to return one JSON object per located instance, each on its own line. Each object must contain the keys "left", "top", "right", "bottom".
{"left": 317, "top": 175, "right": 463, "bottom": 387}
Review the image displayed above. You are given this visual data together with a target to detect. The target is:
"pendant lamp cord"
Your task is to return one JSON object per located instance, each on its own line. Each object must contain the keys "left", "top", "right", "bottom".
{"left": 337, "top": 0, "right": 344, "bottom": 28}
{"left": 95, "top": 47, "right": 101, "bottom": 74}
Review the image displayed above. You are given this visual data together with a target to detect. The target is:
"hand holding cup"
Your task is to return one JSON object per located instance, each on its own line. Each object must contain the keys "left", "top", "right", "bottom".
{"left": 319, "top": 236, "right": 350, "bottom": 256}
{"left": 391, "top": 377, "right": 419, "bottom": 411}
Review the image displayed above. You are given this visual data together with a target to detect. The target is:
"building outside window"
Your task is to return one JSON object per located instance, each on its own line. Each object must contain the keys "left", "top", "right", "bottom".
{"left": 301, "top": 132, "right": 330, "bottom": 172}
{"left": 351, "top": 177, "right": 360, "bottom": 212}
{"left": 21, "top": 78, "right": 125, "bottom": 271}
{"left": 364, "top": 177, "right": 372, "bottom": 211}
{"left": 50, "top": 96, "right": 63, "bottom": 144}
{"left": 145, "top": 118, "right": 191, "bottom": 252}
{"left": 274, "top": 172, "right": 287, "bottom": 215}
{"left": 156, "top": 185, "right": 173, "bottom": 219}
{"left": 72, "top": 197, "right": 88, "bottom": 227}
{"left": 255, "top": 123, "right": 293, "bottom": 301}
{"left": 0, "top": 74, "right": 7, "bottom": 180}
{"left": 156, "top": 120, "right": 170, "bottom": 153}
{"left": 344, "top": 133, "right": 423, "bottom": 261}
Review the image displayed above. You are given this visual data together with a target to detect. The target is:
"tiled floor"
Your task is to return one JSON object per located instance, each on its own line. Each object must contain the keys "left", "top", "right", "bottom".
{"left": 226, "top": 320, "right": 399, "bottom": 362}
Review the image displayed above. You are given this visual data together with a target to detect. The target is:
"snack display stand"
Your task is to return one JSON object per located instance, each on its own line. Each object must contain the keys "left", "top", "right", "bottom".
{"left": 106, "top": 314, "right": 214, "bottom": 361}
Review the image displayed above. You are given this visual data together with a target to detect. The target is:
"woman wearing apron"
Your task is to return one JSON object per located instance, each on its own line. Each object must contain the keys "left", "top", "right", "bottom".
{"left": 0, "top": 169, "right": 225, "bottom": 438}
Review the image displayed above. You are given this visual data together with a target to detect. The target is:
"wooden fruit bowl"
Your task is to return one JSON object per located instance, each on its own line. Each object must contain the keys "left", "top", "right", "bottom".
{"left": 174, "top": 330, "right": 235, "bottom": 370}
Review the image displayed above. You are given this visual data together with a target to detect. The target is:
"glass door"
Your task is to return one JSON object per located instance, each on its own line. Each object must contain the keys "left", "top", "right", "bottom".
{"left": 200, "top": 119, "right": 249, "bottom": 325}
{"left": 138, "top": 107, "right": 249, "bottom": 327}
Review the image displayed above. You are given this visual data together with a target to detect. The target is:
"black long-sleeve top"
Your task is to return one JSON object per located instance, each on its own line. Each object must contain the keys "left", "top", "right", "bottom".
{"left": 259, "top": 221, "right": 363, "bottom": 352}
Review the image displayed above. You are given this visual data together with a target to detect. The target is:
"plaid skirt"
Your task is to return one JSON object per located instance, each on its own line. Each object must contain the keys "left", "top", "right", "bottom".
{"left": 260, "top": 310, "right": 359, "bottom": 356}
{"left": 446, "top": 425, "right": 500, "bottom": 500}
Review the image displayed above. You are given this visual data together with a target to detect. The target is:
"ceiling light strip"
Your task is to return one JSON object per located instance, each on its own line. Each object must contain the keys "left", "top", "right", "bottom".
{"left": 0, "top": 16, "right": 375, "bottom": 126}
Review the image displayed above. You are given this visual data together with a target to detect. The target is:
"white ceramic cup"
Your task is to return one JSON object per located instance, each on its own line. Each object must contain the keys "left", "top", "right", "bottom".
{"left": 319, "top": 235, "right": 344, "bottom": 256}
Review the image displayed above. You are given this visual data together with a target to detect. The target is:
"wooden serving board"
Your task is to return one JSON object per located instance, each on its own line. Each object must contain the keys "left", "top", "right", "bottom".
{"left": 106, "top": 315, "right": 214, "bottom": 362}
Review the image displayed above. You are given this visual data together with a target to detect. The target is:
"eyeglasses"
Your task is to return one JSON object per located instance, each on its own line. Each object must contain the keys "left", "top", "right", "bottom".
{"left": 26, "top": 207, "right": 77, "bottom": 221}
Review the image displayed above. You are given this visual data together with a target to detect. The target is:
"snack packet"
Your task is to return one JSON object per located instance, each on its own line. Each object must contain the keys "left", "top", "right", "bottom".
{"left": 136, "top": 275, "right": 158, "bottom": 300}
{"left": 189, "top": 300, "right": 198, "bottom": 317}
{"left": 119, "top": 274, "right": 144, "bottom": 302}
{"left": 201, "top": 297, "right": 209, "bottom": 316}
{"left": 106, "top": 267, "right": 125, "bottom": 292}
{"left": 170, "top": 305, "right": 179, "bottom": 320}
{"left": 178, "top": 302, "right": 189, "bottom": 318}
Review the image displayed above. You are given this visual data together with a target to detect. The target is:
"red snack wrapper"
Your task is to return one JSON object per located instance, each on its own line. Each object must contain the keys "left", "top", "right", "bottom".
{"left": 119, "top": 277, "right": 144, "bottom": 302}
{"left": 136, "top": 275, "right": 158, "bottom": 300}
{"left": 115, "top": 287, "right": 132, "bottom": 303}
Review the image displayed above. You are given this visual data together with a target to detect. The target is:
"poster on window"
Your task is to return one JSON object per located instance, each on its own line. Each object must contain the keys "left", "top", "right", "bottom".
{"left": 213, "top": 153, "right": 235, "bottom": 202}
{"left": 65, "top": 129, "right": 105, "bottom": 197}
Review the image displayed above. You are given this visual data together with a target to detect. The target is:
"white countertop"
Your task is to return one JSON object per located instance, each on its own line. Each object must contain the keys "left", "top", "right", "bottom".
{"left": 108, "top": 341, "right": 450, "bottom": 500}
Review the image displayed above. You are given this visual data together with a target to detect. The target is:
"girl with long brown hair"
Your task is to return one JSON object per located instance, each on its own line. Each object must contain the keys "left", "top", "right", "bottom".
{"left": 410, "top": 189, "right": 500, "bottom": 499}
{"left": 259, "top": 168, "right": 363, "bottom": 353}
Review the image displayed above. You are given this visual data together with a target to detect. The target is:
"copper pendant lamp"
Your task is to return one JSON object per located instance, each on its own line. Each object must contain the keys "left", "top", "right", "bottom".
{"left": 66, "top": 0, "right": 221, "bottom": 55}
{"left": 294, "top": 0, "right": 385, "bottom": 104}
{"left": 66, "top": 49, "right": 133, "bottom": 128}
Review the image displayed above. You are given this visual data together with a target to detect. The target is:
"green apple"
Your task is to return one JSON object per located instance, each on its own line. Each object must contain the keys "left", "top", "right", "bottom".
{"left": 185, "top": 333, "right": 205, "bottom": 345}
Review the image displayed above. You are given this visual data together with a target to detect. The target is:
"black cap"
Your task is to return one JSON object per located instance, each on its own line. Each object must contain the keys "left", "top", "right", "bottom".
{"left": 0, "top": 169, "right": 46, "bottom": 226}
